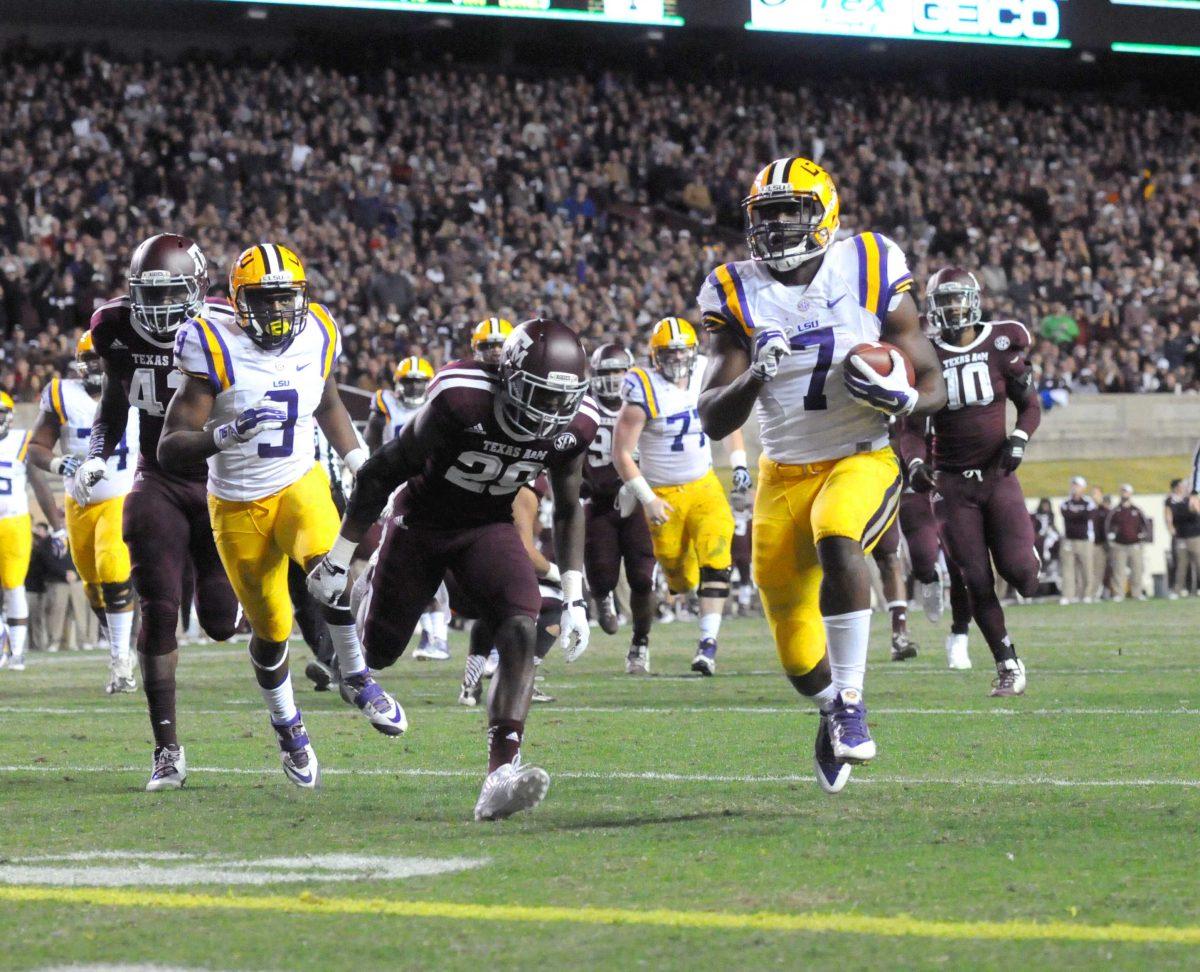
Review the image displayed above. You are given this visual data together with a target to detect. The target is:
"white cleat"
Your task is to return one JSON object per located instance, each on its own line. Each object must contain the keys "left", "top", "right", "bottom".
{"left": 105, "top": 658, "right": 138, "bottom": 695}
{"left": 920, "top": 579, "right": 944, "bottom": 623}
{"left": 340, "top": 673, "right": 407, "bottom": 737}
{"left": 625, "top": 643, "right": 650, "bottom": 675}
{"left": 272, "top": 714, "right": 320, "bottom": 789}
{"left": 146, "top": 745, "right": 187, "bottom": 791}
{"left": 7, "top": 655, "right": 25, "bottom": 672}
{"left": 413, "top": 639, "right": 451, "bottom": 661}
{"left": 946, "top": 633, "right": 972, "bottom": 670}
{"left": 474, "top": 758, "right": 550, "bottom": 822}
{"left": 458, "top": 681, "right": 482, "bottom": 707}
{"left": 989, "top": 658, "right": 1027, "bottom": 697}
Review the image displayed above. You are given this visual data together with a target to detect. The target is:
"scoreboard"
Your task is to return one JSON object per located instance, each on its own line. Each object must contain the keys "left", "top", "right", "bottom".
{"left": 195, "top": 0, "right": 683, "bottom": 25}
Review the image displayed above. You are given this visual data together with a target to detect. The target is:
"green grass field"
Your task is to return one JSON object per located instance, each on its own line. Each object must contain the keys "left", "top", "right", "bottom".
{"left": 0, "top": 600, "right": 1197, "bottom": 970}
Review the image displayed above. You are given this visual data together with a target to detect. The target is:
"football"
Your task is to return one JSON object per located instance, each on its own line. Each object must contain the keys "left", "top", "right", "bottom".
{"left": 846, "top": 341, "right": 916, "bottom": 386}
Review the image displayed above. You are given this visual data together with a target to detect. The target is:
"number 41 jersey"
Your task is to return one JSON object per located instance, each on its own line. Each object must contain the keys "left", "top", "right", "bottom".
{"left": 175, "top": 302, "right": 341, "bottom": 502}
{"left": 393, "top": 361, "right": 599, "bottom": 528}
{"left": 698, "top": 233, "right": 914, "bottom": 465}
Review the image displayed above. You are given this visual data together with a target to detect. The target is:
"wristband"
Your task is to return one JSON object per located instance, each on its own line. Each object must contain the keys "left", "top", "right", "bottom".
{"left": 49, "top": 457, "right": 65, "bottom": 475}
{"left": 327, "top": 534, "right": 358, "bottom": 569}
{"left": 908, "top": 458, "right": 926, "bottom": 472}
{"left": 728, "top": 449, "right": 747, "bottom": 470}
{"left": 561, "top": 569, "right": 583, "bottom": 603}
{"left": 541, "top": 562, "right": 561, "bottom": 585}
{"left": 343, "top": 447, "right": 367, "bottom": 475}
{"left": 626, "top": 475, "right": 657, "bottom": 506}
{"left": 1010, "top": 430, "right": 1029, "bottom": 442}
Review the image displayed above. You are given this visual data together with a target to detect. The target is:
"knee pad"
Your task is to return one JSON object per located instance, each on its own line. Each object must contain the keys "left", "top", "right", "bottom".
{"left": 3, "top": 586, "right": 28, "bottom": 620}
{"left": 101, "top": 581, "right": 134, "bottom": 613}
{"left": 85, "top": 583, "right": 106, "bottom": 611}
{"left": 698, "top": 566, "right": 732, "bottom": 600}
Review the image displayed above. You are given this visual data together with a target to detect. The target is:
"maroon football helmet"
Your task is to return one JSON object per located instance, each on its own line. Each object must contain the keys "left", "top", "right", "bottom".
{"left": 589, "top": 342, "right": 634, "bottom": 401}
{"left": 926, "top": 266, "right": 982, "bottom": 341}
{"left": 128, "top": 233, "right": 209, "bottom": 338}
{"left": 499, "top": 319, "right": 589, "bottom": 439}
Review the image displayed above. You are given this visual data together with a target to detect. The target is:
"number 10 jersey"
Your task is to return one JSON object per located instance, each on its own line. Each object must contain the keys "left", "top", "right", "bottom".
{"left": 698, "top": 233, "right": 914, "bottom": 465}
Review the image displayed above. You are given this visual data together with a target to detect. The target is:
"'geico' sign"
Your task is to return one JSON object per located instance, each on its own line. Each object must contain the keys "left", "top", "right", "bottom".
{"left": 915, "top": 1, "right": 1060, "bottom": 39}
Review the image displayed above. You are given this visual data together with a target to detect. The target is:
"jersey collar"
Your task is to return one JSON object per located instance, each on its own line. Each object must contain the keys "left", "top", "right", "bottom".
{"left": 934, "top": 322, "right": 992, "bottom": 354}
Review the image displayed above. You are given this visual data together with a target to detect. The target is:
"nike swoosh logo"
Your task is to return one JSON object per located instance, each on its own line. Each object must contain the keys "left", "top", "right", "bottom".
{"left": 297, "top": 362, "right": 312, "bottom": 371}
{"left": 826, "top": 295, "right": 845, "bottom": 309}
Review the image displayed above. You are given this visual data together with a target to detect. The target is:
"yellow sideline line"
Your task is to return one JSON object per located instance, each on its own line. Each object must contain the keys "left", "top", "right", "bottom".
{"left": 0, "top": 886, "right": 1198, "bottom": 945}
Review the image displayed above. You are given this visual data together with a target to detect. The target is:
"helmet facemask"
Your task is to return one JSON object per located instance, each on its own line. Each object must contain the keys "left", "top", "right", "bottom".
{"left": 475, "top": 338, "right": 506, "bottom": 367}
{"left": 396, "top": 375, "right": 429, "bottom": 408}
{"left": 130, "top": 272, "right": 204, "bottom": 338}
{"left": 74, "top": 353, "right": 105, "bottom": 394}
{"left": 501, "top": 367, "right": 588, "bottom": 440}
{"left": 928, "top": 286, "right": 981, "bottom": 342}
{"left": 0, "top": 407, "right": 11, "bottom": 438}
{"left": 744, "top": 194, "right": 829, "bottom": 272}
{"left": 236, "top": 283, "right": 308, "bottom": 352}
{"left": 653, "top": 346, "right": 695, "bottom": 384}
{"left": 590, "top": 363, "right": 627, "bottom": 399}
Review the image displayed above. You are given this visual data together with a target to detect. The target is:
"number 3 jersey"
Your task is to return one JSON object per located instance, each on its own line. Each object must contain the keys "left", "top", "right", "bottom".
{"left": 91, "top": 296, "right": 233, "bottom": 483}
{"left": 391, "top": 360, "right": 599, "bottom": 528}
{"left": 620, "top": 356, "right": 711, "bottom": 487}
{"left": 174, "top": 302, "right": 342, "bottom": 502}
{"left": 698, "top": 233, "right": 914, "bottom": 465}
{"left": 39, "top": 377, "right": 139, "bottom": 504}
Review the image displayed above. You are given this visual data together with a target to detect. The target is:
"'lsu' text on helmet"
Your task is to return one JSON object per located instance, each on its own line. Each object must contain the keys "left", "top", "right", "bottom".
{"left": 926, "top": 267, "right": 983, "bottom": 340}
{"left": 472, "top": 317, "right": 513, "bottom": 366}
{"left": 229, "top": 244, "right": 308, "bottom": 352}
{"left": 394, "top": 356, "right": 435, "bottom": 407}
{"left": 73, "top": 331, "right": 105, "bottom": 394}
{"left": 128, "top": 233, "right": 209, "bottom": 340}
{"left": 743, "top": 157, "right": 840, "bottom": 272}
{"left": 589, "top": 342, "right": 634, "bottom": 400}
{"left": 649, "top": 317, "right": 697, "bottom": 384}
{"left": 498, "top": 318, "right": 589, "bottom": 439}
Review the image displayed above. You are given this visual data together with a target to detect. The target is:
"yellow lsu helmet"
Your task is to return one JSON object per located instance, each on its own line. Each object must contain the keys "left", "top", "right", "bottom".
{"left": 0, "top": 390, "right": 13, "bottom": 436}
{"left": 394, "top": 355, "right": 435, "bottom": 407}
{"left": 649, "top": 317, "right": 698, "bottom": 383}
{"left": 73, "top": 331, "right": 104, "bottom": 392}
{"left": 471, "top": 317, "right": 513, "bottom": 365}
{"left": 229, "top": 243, "right": 308, "bottom": 351}
{"left": 743, "top": 156, "right": 840, "bottom": 272}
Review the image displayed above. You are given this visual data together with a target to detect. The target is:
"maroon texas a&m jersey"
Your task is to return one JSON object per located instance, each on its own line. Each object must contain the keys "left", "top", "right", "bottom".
{"left": 90, "top": 296, "right": 230, "bottom": 481}
{"left": 393, "top": 360, "right": 599, "bottom": 528}
{"left": 931, "top": 320, "right": 1040, "bottom": 472}
{"left": 582, "top": 397, "right": 623, "bottom": 503}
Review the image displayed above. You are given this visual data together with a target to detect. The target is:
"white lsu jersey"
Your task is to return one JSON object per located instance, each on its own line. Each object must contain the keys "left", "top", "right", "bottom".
{"left": 0, "top": 428, "right": 31, "bottom": 518}
{"left": 175, "top": 300, "right": 341, "bottom": 502}
{"left": 699, "top": 232, "right": 914, "bottom": 464}
{"left": 371, "top": 388, "right": 421, "bottom": 445}
{"left": 621, "top": 354, "right": 712, "bottom": 487}
{"left": 40, "top": 377, "right": 139, "bottom": 504}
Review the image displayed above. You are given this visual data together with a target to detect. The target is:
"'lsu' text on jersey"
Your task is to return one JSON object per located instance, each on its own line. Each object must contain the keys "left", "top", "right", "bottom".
{"left": 371, "top": 388, "right": 420, "bottom": 446}
{"left": 619, "top": 355, "right": 711, "bottom": 487}
{"left": 40, "top": 377, "right": 139, "bottom": 504}
{"left": 174, "top": 302, "right": 340, "bottom": 502}
{"left": 699, "top": 233, "right": 913, "bottom": 464}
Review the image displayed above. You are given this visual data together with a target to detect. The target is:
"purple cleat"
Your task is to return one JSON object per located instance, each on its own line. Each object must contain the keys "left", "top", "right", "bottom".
{"left": 827, "top": 689, "right": 876, "bottom": 764}
{"left": 814, "top": 711, "right": 852, "bottom": 794}
{"left": 272, "top": 712, "right": 320, "bottom": 789}
{"left": 690, "top": 638, "right": 718, "bottom": 676}
{"left": 340, "top": 670, "right": 407, "bottom": 737}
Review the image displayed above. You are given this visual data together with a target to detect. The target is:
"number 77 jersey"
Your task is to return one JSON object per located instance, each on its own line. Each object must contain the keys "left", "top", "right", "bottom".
{"left": 174, "top": 302, "right": 341, "bottom": 501}
{"left": 620, "top": 356, "right": 712, "bottom": 487}
{"left": 698, "top": 233, "right": 914, "bottom": 465}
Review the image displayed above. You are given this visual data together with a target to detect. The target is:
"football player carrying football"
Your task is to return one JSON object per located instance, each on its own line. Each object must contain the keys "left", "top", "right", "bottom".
{"left": 82, "top": 233, "right": 241, "bottom": 790}
{"left": 307, "top": 318, "right": 596, "bottom": 821}
{"left": 698, "top": 157, "right": 947, "bottom": 792}
{"left": 583, "top": 343, "right": 657, "bottom": 673}
{"left": 27, "top": 333, "right": 140, "bottom": 693}
{"left": 906, "top": 267, "right": 1041, "bottom": 695}
{"left": 613, "top": 317, "right": 747, "bottom": 676}
{"left": 160, "top": 243, "right": 404, "bottom": 789}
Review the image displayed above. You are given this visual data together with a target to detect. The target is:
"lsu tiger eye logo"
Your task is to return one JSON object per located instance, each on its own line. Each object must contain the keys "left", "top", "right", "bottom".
{"left": 554, "top": 432, "right": 578, "bottom": 451}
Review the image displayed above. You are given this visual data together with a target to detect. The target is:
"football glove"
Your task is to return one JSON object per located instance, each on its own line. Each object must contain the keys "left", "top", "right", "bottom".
{"left": 306, "top": 554, "right": 350, "bottom": 607}
{"left": 72, "top": 457, "right": 108, "bottom": 504}
{"left": 213, "top": 398, "right": 288, "bottom": 451}
{"left": 999, "top": 431, "right": 1028, "bottom": 474}
{"left": 50, "top": 455, "right": 82, "bottom": 478}
{"left": 731, "top": 466, "right": 752, "bottom": 493}
{"left": 844, "top": 349, "right": 918, "bottom": 416}
{"left": 750, "top": 327, "right": 791, "bottom": 383}
{"left": 50, "top": 528, "right": 68, "bottom": 559}
{"left": 559, "top": 570, "right": 589, "bottom": 662}
{"left": 908, "top": 459, "right": 935, "bottom": 494}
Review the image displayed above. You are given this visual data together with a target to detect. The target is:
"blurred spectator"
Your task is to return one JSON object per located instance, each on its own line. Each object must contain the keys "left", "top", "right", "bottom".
{"left": 25, "top": 522, "right": 49, "bottom": 652}
{"left": 1165, "top": 477, "right": 1200, "bottom": 598}
{"left": 1092, "top": 487, "right": 1113, "bottom": 600}
{"left": 1105, "top": 484, "right": 1152, "bottom": 601}
{"left": 1031, "top": 497, "right": 1060, "bottom": 594}
{"left": 1059, "top": 476, "right": 1097, "bottom": 604}
{"left": 35, "top": 533, "right": 89, "bottom": 652}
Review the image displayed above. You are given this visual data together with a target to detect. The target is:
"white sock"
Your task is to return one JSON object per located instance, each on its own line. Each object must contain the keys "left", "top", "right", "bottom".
{"left": 824, "top": 608, "right": 872, "bottom": 695}
{"left": 328, "top": 622, "right": 367, "bottom": 678}
{"left": 260, "top": 674, "right": 298, "bottom": 724}
{"left": 418, "top": 612, "right": 434, "bottom": 637}
{"left": 810, "top": 683, "right": 837, "bottom": 711}
{"left": 463, "top": 654, "right": 486, "bottom": 689}
{"left": 106, "top": 609, "right": 134, "bottom": 662}
{"left": 432, "top": 611, "right": 448, "bottom": 643}
{"left": 9, "top": 623, "right": 27, "bottom": 658}
{"left": 698, "top": 612, "right": 722, "bottom": 642}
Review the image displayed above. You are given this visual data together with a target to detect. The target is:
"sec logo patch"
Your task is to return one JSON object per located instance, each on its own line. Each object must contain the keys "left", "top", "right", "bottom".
{"left": 554, "top": 432, "right": 578, "bottom": 451}
{"left": 994, "top": 335, "right": 1010, "bottom": 351}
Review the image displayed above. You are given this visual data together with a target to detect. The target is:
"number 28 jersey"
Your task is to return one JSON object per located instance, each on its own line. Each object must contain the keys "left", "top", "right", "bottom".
{"left": 620, "top": 356, "right": 711, "bottom": 487}
{"left": 174, "top": 302, "right": 341, "bottom": 502}
{"left": 698, "top": 233, "right": 914, "bottom": 465}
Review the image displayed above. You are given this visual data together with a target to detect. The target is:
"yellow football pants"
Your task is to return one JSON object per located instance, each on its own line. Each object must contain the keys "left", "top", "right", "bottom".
{"left": 753, "top": 448, "right": 901, "bottom": 676}
{"left": 647, "top": 469, "right": 734, "bottom": 594}
{"left": 65, "top": 494, "right": 131, "bottom": 586}
{"left": 208, "top": 464, "right": 340, "bottom": 643}
{"left": 0, "top": 513, "right": 31, "bottom": 589}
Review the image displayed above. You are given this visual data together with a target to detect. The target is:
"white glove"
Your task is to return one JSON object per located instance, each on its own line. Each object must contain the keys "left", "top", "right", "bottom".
{"left": 50, "top": 455, "right": 81, "bottom": 478}
{"left": 72, "top": 457, "right": 108, "bottom": 505}
{"left": 616, "top": 482, "right": 639, "bottom": 518}
{"left": 750, "top": 326, "right": 791, "bottom": 382}
{"left": 306, "top": 555, "right": 349, "bottom": 607}
{"left": 559, "top": 570, "right": 589, "bottom": 662}
{"left": 213, "top": 398, "right": 288, "bottom": 450}
{"left": 843, "top": 349, "right": 918, "bottom": 416}
{"left": 50, "top": 528, "right": 68, "bottom": 559}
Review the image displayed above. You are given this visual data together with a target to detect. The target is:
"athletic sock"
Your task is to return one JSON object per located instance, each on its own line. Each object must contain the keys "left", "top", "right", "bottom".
{"left": 418, "top": 612, "right": 434, "bottom": 637}
{"left": 810, "top": 682, "right": 838, "bottom": 711}
{"left": 140, "top": 651, "right": 179, "bottom": 748}
{"left": 698, "top": 612, "right": 722, "bottom": 642}
{"left": 463, "top": 654, "right": 486, "bottom": 689}
{"left": 432, "top": 611, "right": 449, "bottom": 644}
{"left": 326, "top": 619, "right": 367, "bottom": 678}
{"left": 9, "top": 622, "right": 27, "bottom": 658}
{"left": 824, "top": 608, "right": 872, "bottom": 695}
{"left": 107, "top": 609, "right": 134, "bottom": 663}
{"left": 888, "top": 600, "right": 907, "bottom": 637}
{"left": 259, "top": 675, "right": 298, "bottom": 724}
{"left": 487, "top": 718, "right": 524, "bottom": 772}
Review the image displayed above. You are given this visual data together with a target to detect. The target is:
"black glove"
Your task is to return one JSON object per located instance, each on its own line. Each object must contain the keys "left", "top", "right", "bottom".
{"left": 908, "top": 459, "right": 935, "bottom": 494}
{"left": 999, "top": 433, "right": 1028, "bottom": 474}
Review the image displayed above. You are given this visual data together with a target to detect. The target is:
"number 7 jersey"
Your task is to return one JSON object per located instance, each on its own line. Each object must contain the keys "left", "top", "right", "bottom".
{"left": 698, "top": 233, "right": 914, "bottom": 464}
{"left": 174, "top": 302, "right": 341, "bottom": 502}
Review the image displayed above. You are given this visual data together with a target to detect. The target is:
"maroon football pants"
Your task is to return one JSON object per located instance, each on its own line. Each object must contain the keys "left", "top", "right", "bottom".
{"left": 583, "top": 500, "right": 656, "bottom": 598}
{"left": 899, "top": 491, "right": 941, "bottom": 585}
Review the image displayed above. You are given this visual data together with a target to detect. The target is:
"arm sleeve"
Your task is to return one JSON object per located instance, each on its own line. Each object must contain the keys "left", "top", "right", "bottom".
{"left": 620, "top": 368, "right": 652, "bottom": 417}
{"left": 173, "top": 322, "right": 219, "bottom": 390}
{"left": 878, "top": 234, "right": 915, "bottom": 314}
{"left": 371, "top": 390, "right": 390, "bottom": 422}
{"left": 697, "top": 267, "right": 752, "bottom": 350}
{"left": 38, "top": 380, "right": 61, "bottom": 420}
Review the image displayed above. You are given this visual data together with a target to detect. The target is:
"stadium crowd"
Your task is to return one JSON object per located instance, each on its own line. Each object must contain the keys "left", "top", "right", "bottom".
{"left": 3, "top": 46, "right": 1200, "bottom": 402}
